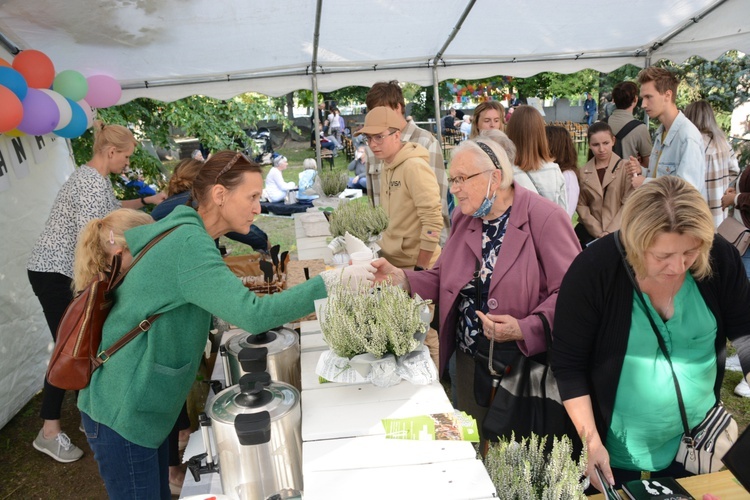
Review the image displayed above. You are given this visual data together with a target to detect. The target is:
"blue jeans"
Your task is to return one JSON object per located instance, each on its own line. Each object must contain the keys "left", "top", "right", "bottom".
{"left": 742, "top": 248, "right": 750, "bottom": 279}
{"left": 347, "top": 177, "right": 367, "bottom": 190}
{"left": 82, "top": 412, "right": 171, "bottom": 499}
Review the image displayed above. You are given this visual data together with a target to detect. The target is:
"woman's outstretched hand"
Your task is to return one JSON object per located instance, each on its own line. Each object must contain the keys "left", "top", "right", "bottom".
{"left": 371, "top": 258, "right": 408, "bottom": 289}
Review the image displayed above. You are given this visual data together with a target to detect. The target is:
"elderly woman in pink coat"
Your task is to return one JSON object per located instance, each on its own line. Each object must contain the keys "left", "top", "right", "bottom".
{"left": 372, "top": 136, "right": 580, "bottom": 436}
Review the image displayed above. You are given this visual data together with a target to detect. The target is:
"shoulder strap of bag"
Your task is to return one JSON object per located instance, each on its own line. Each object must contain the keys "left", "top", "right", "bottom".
{"left": 92, "top": 226, "right": 179, "bottom": 369}
{"left": 613, "top": 231, "right": 693, "bottom": 441}
{"left": 524, "top": 170, "right": 543, "bottom": 195}
{"left": 110, "top": 226, "right": 179, "bottom": 289}
{"left": 534, "top": 312, "right": 552, "bottom": 364}
{"left": 615, "top": 119, "right": 641, "bottom": 143}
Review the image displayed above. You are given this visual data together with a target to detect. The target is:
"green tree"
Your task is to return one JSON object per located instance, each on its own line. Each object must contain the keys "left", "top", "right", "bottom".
{"left": 71, "top": 95, "right": 288, "bottom": 196}
{"left": 327, "top": 86, "right": 369, "bottom": 107}
{"left": 513, "top": 70, "right": 599, "bottom": 100}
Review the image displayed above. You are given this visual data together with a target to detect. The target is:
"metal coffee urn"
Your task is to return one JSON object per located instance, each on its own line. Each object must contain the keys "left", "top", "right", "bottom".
{"left": 222, "top": 327, "right": 300, "bottom": 390}
{"left": 198, "top": 372, "right": 302, "bottom": 500}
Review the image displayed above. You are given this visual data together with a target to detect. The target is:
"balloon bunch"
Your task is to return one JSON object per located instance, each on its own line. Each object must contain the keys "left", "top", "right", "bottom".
{"left": 0, "top": 49, "right": 122, "bottom": 138}
{"left": 445, "top": 78, "right": 514, "bottom": 99}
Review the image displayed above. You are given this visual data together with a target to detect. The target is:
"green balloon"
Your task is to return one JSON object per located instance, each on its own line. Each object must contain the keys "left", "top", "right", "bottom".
{"left": 53, "top": 70, "right": 88, "bottom": 101}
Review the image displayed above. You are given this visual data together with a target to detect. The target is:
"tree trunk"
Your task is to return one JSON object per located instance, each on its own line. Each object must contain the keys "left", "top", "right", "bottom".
{"left": 286, "top": 92, "right": 295, "bottom": 120}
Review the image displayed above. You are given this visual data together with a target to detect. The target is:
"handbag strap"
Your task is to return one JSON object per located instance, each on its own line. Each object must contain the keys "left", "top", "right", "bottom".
{"left": 613, "top": 231, "right": 693, "bottom": 441}
{"left": 535, "top": 312, "right": 552, "bottom": 363}
{"left": 92, "top": 313, "right": 160, "bottom": 369}
{"left": 92, "top": 226, "right": 179, "bottom": 369}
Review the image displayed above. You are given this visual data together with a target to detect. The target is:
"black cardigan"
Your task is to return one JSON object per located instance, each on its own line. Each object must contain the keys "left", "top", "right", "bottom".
{"left": 552, "top": 233, "right": 750, "bottom": 443}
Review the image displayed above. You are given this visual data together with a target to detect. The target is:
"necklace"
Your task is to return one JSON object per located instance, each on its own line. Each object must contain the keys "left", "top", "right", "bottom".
{"left": 639, "top": 276, "right": 681, "bottom": 320}
{"left": 655, "top": 280, "right": 680, "bottom": 320}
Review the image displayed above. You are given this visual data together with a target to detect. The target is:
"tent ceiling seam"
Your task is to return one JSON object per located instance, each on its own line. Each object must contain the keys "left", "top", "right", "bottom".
{"left": 649, "top": 0, "right": 728, "bottom": 55}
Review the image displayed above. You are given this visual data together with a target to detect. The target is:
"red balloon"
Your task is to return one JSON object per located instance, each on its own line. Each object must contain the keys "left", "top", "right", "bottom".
{"left": 0, "top": 85, "right": 23, "bottom": 133}
{"left": 12, "top": 49, "right": 55, "bottom": 89}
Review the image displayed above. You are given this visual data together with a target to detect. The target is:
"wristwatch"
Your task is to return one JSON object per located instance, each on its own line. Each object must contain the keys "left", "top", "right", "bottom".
{"left": 140, "top": 196, "right": 148, "bottom": 206}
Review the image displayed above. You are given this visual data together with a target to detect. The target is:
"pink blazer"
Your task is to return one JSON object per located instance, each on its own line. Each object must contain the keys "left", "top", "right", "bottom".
{"left": 407, "top": 184, "right": 581, "bottom": 373}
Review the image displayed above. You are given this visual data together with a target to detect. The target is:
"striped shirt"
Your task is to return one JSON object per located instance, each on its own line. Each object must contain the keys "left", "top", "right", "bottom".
{"left": 703, "top": 134, "right": 739, "bottom": 228}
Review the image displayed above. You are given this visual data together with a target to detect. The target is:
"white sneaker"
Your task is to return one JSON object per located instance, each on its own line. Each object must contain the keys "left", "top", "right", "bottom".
{"left": 734, "top": 378, "right": 750, "bottom": 398}
{"left": 32, "top": 430, "right": 84, "bottom": 463}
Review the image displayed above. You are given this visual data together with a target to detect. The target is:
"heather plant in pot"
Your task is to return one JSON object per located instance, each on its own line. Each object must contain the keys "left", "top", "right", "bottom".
{"left": 328, "top": 198, "right": 389, "bottom": 243}
{"left": 484, "top": 433, "right": 587, "bottom": 500}
{"left": 317, "top": 280, "right": 434, "bottom": 386}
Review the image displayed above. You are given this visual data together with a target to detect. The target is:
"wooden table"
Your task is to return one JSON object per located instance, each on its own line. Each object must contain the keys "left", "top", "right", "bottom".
{"left": 588, "top": 469, "right": 746, "bottom": 499}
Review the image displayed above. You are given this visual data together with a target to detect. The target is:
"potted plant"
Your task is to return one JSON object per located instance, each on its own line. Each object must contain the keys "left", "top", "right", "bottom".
{"left": 316, "top": 281, "right": 434, "bottom": 386}
{"left": 328, "top": 198, "right": 388, "bottom": 243}
{"left": 484, "top": 433, "right": 587, "bottom": 500}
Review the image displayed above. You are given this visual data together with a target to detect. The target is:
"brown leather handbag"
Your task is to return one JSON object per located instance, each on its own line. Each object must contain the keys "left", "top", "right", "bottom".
{"left": 46, "top": 227, "right": 176, "bottom": 390}
{"left": 717, "top": 216, "right": 750, "bottom": 255}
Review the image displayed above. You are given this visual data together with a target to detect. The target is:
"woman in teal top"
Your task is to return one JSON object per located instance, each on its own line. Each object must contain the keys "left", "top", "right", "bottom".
{"left": 552, "top": 176, "right": 750, "bottom": 493}
{"left": 78, "top": 151, "right": 373, "bottom": 499}
{"left": 607, "top": 272, "right": 717, "bottom": 471}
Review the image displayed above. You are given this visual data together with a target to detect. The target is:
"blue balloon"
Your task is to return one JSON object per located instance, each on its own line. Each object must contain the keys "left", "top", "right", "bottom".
{"left": 55, "top": 98, "right": 87, "bottom": 138}
{"left": 0, "top": 67, "right": 28, "bottom": 101}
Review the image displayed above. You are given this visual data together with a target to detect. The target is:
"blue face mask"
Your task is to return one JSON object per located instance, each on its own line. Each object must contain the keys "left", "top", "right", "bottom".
{"left": 471, "top": 174, "right": 496, "bottom": 218}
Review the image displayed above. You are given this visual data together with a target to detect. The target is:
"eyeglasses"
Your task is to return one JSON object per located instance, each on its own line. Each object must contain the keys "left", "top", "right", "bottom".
{"left": 363, "top": 130, "right": 398, "bottom": 145}
{"left": 447, "top": 170, "right": 492, "bottom": 187}
{"left": 214, "top": 152, "right": 243, "bottom": 184}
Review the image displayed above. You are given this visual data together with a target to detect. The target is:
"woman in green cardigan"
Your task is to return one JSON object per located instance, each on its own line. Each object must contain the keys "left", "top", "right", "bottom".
{"left": 78, "top": 150, "right": 372, "bottom": 499}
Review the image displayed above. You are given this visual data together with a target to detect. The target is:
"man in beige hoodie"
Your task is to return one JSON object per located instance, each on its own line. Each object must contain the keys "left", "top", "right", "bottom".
{"left": 355, "top": 106, "right": 443, "bottom": 368}
{"left": 356, "top": 107, "right": 443, "bottom": 269}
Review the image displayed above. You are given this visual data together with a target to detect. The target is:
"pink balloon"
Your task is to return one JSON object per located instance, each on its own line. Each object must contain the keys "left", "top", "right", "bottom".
{"left": 78, "top": 99, "right": 94, "bottom": 128}
{"left": 85, "top": 75, "right": 122, "bottom": 108}
{"left": 18, "top": 88, "right": 59, "bottom": 135}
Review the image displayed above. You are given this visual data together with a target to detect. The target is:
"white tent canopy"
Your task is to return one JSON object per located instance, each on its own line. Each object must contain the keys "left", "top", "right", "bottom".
{"left": 1, "top": 0, "right": 749, "bottom": 430}
{"left": 0, "top": 0, "right": 748, "bottom": 103}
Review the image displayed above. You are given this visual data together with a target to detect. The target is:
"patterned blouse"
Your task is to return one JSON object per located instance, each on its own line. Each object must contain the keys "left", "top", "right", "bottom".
{"left": 27, "top": 165, "right": 120, "bottom": 278}
{"left": 457, "top": 207, "right": 511, "bottom": 355}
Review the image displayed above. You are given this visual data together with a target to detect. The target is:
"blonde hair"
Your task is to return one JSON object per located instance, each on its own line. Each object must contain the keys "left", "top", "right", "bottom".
{"left": 452, "top": 135, "right": 514, "bottom": 190}
{"left": 684, "top": 100, "right": 732, "bottom": 155}
{"left": 73, "top": 209, "right": 154, "bottom": 292}
{"left": 620, "top": 176, "right": 714, "bottom": 280}
{"left": 92, "top": 120, "right": 137, "bottom": 155}
{"left": 469, "top": 101, "right": 506, "bottom": 138}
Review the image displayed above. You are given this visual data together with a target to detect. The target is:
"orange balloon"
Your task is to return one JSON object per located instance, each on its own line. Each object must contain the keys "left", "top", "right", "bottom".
{"left": 0, "top": 58, "right": 10, "bottom": 68}
{"left": 12, "top": 49, "right": 55, "bottom": 88}
{"left": 0, "top": 85, "right": 23, "bottom": 133}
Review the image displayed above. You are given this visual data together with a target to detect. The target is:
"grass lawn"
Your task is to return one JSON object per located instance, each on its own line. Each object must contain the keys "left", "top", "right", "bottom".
{"left": 221, "top": 141, "right": 352, "bottom": 258}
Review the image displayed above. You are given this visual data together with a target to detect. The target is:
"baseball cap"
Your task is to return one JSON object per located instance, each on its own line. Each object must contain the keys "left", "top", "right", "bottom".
{"left": 354, "top": 107, "right": 406, "bottom": 137}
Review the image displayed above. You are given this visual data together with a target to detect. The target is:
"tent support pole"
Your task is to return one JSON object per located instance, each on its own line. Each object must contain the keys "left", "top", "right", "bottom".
{"left": 432, "top": 65, "right": 443, "bottom": 144}
{"left": 643, "top": 53, "right": 652, "bottom": 128}
{"left": 312, "top": 77, "right": 322, "bottom": 171}
{"left": 311, "top": 0, "right": 323, "bottom": 171}
{"left": 430, "top": 0, "right": 476, "bottom": 147}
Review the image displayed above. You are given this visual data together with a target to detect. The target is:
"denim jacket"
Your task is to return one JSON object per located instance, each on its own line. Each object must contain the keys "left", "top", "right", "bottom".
{"left": 645, "top": 111, "right": 706, "bottom": 198}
